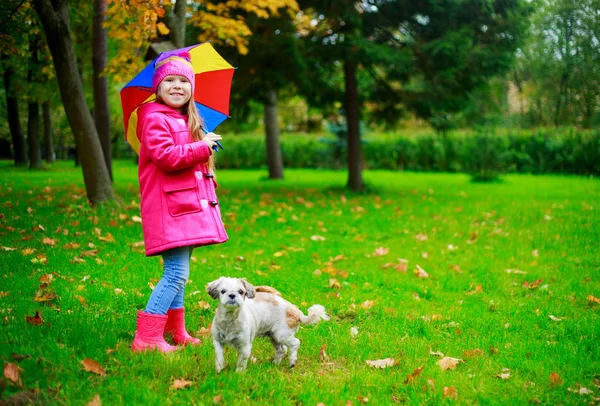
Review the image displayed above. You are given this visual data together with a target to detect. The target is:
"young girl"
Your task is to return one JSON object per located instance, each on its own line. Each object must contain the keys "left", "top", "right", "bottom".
{"left": 131, "top": 51, "right": 228, "bottom": 352}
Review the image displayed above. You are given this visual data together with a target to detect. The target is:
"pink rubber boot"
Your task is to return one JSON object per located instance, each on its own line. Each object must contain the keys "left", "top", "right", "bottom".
{"left": 165, "top": 308, "right": 201, "bottom": 346}
{"left": 131, "top": 311, "right": 177, "bottom": 353}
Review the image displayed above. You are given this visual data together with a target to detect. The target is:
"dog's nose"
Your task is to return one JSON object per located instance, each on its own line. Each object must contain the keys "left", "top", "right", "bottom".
{"left": 229, "top": 294, "right": 236, "bottom": 299}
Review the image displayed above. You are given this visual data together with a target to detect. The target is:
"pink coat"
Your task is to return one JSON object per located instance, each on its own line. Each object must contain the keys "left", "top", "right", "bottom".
{"left": 137, "top": 102, "right": 228, "bottom": 256}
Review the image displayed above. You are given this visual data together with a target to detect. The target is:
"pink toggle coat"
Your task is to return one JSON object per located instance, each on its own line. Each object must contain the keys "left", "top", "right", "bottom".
{"left": 136, "top": 102, "right": 228, "bottom": 256}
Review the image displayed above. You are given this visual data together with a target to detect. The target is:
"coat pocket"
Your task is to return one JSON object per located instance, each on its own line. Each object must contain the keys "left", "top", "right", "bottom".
{"left": 163, "top": 177, "right": 201, "bottom": 217}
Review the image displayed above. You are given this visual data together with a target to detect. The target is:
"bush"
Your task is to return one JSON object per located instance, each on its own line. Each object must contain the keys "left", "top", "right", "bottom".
{"left": 213, "top": 129, "right": 600, "bottom": 176}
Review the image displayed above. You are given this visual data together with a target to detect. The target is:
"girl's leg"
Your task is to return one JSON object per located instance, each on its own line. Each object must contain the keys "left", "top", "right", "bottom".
{"left": 169, "top": 247, "right": 194, "bottom": 310}
{"left": 145, "top": 246, "right": 192, "bottom": 315}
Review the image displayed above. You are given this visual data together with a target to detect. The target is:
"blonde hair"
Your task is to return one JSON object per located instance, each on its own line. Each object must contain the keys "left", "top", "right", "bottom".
{"left": 185, "top": 98, "right": 216, "bottom": 175}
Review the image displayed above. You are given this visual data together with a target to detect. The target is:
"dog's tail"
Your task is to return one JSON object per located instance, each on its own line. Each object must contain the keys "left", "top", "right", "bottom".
{"left": 301, "top": 304, "right": 330, "bottom": 325}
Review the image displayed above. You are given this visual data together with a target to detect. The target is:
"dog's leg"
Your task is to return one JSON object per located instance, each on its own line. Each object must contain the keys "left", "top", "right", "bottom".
{"left": 235, "top": 343, "right": 252, "bottom": 372}
{"left": 213, "top": 339, "right": 226, "bottom": 373}
{"left": 284, "top": 336, "right": 300, "bottom": 368}
{"left": 269, "top": 337, "right": 286, "bottom": 364}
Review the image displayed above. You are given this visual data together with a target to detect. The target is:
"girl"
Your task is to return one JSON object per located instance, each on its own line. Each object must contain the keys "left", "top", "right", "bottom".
{"left": 131, "top": 51, "right": 228, "bottom": 352}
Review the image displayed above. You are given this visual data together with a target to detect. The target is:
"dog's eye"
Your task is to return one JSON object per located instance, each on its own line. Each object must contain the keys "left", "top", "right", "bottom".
{"left": 238, "top": 290, "right": 244, "bottom": 295}
{"left": 220, "top": 289, "right": 226, "bottom": 294}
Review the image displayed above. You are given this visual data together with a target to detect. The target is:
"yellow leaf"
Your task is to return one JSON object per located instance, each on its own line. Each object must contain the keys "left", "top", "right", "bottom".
{"left": 156, "top": 22, "right": 170, "bottom": 35}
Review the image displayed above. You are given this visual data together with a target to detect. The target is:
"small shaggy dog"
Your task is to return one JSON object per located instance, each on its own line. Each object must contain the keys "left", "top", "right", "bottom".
{"left": 206, "top": 277, "right": 329, "bottom": 372}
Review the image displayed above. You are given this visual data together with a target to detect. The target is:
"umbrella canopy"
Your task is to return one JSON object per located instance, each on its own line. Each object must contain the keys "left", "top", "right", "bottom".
{"left": 120, "top": 42, "right": 234, "bottom": 154}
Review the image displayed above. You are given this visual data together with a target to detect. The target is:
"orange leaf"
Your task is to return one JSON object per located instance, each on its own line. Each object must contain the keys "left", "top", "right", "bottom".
{"left": 587, "top": 295, "right": 600, "bottom": 304}
{"left": 170, "top": 378, "right": 193, "bottom": 390}
{"left": 81, "top": 358, "right": 106, "bottom": 376}
{"left": 403, "top": 365, "right": 424, "bottom": 385}
{"left": 3, "top": 363, "right": 23, "bottom": 387}
{"left": 25, "top": 311, "right": 44, "bottom": 325}
{"left": 437, "top": 357, "right": 463, "bottom": 371}
{"left": 87, "top": 394, "right": 102, "bottom": 406}
{"left": 42, "top": 237, "right": 56, "bottom": 246}
{"left": 443, "top": 387, "right": 457, "bottom": 399}
{"left": 549, "top": 372, "right": 562, "bottom": 386}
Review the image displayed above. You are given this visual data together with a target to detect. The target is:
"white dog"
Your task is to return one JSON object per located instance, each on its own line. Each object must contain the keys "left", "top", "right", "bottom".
{"left": 206, "top": 277, "right": 330, "bottom": 372}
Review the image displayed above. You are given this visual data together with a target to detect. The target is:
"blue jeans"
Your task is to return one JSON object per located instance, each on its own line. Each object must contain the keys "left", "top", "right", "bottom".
{"left": 145, "top": 246, "right": 193, "bottom": 314}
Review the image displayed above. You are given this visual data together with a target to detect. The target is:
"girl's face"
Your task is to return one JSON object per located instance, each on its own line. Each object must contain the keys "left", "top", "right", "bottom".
{"left": 157, "top": 75, "right": 192, "bottom": 112}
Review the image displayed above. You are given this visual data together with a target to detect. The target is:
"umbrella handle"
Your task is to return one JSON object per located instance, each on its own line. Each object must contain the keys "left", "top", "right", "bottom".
{"left": 202, "top": 127, "right": 224, "bottom": 152}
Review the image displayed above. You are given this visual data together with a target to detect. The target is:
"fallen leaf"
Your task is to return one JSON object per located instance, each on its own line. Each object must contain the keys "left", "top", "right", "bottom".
{"left": 170, "top": 379, "right": 193, "bottom": 390}
{"left": 42, "top": 238, "right": 56, "bottom": 246}
{"left": 357, "top": 395, "right": 368, "bottom": 403}
{"left": 505, "top": 269, "right": 527, "bottom": 275}
{"left": 329, "top": 278, "right": 341, "bottom": 289}
{"left": 549, "top": 315, "right": 562, "bottom": 322}
{"left": 196, "top": 326, "right": 212, "bottom": 337}
{"left": 463, "top": 349, "right": 484, "bottom": 358}
{"left": 429, "top": 348, "right": 444, "bottom": 357}
{"left": 366, "top": 358, "right": 396, "bottom": 369}
{"left": 21, "top": 248, "right": 36, "bottom": 256}
{"left": 81, "top": 359, "right": 106, "bottom": 376}
{"left": 350, "top": 327, "right": 358, "bottom": 338}
{"left": 360, "top": 300, "right": 376, "bottom": 309}
{"left": 465, "top": 286, "right": 482, "bottom": 295}
{"left": 395, "top": 259, "right": 408, "bottom": 272}
{"left": 437, "top": 357, "right": 464, "bottom": 371}
{"left": 87, "top": 394, "right": 101, "bottom": 406}
{"left": 587, "top": 295, "right": 600, "bottom": 304}
{"left": 311, "top": 235, "right": 326, "bottom": 241}
{"left": 1, "top": 246, "right": 16, "bottom": 251}
{"left": 413, "top": 265, "right": 429, "bottom": 279}
{"left": 319, "top": 344, "right": 329, "bottom": 362}
{"left": 3, "top": 363, "right": 23, "bottom": 387}
{"left": 403, "top": 366, "right": 424, "bottom": 385}
{"left": 549, "top": 372, "right": 562, "bottom": 387}
{"left": 0, "top": 291, "right": 9, "bottom": 298}
{"left": 39, "top": 274, "right": 53, "bottom": 284}
{"left": 131, "top": 216, "right": 142, "bottom": 223}
{"left": 522, "top": 279, "right": 543, "bottom": 289}
{"left": 497, "top": 368, "right": 511, "bottom": 380}
{"left": 372, "top": 247, "right": 389, "bottom": 257}
{"left": 443, "top": 387, "right": 457, "bottom": 399}
{"left": 213, "top": 394, "right": 222, "bottom": 403}
{"left": 25, "top": 311, "right": 45, "bottom": 325}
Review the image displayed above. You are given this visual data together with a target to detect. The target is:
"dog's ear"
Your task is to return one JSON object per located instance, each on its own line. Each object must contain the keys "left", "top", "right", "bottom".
{"left": 241, "top": 279, "right": 256, "bottom": 298}
{"left": 206, "top": 278, "right": 223, "bottom": 300}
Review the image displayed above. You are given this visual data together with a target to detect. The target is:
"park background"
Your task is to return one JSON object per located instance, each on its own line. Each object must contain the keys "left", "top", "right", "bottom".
{"left": 0, "top": 0, "right": 599, "bottom": 404}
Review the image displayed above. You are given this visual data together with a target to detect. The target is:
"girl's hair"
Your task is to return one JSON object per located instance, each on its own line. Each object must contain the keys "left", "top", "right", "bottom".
{"left": 185, "top": 98, "right": 216, "bottom": 175}
{"left": 155, "top": 87, "right": 216, "bottom": 175}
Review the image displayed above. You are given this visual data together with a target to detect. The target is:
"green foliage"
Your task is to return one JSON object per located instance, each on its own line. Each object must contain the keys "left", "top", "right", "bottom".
{"left": 214, "top": 129, "right": 600, "bottom": 177}
{"left": 0, "top": 162, "right": 599, "bottom": 404}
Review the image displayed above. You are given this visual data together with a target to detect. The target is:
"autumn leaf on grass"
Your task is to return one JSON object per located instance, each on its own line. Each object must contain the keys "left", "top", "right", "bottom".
{"left": 497, "top": 368, "right": 511, "bottom": 380}
{"left": 403, "top": 366, "right": 424, "bottom": 385}
{"left": 372, "top": 247, "right": 389, "bottom": 257}
{"left": 443, "top": 387, "right": 458, "bottom": 399}
{"left": 34, "top": 289, "right": 57, "bottom": 303}
{"left": 42, "top": 238, "right": 56, "bottom": 246}
{"left": 311, "top": 235, "right": 326, "bottom": 241}
{"left": 1, "top": 246, "right": 16, "bottom": 251}
{"left": 131, "top": 215, "right": 142, "bottom": 223}
{"left": 463, "top": 349, "right": 484, "bottom": 359}
{"left": 0, "top": 291, "right": 9, "bottom": 298}
{"left": 170, "top": 379, "right": 193, "bottom": 390}
{"left": 549, "top": 372, "right": 562, "bottom": 387}
{"left": 522, "top": 279, "right": 543, "bottom": 289}
{"left": 319, "top": 344, "right": 329, "bottom": 362}
{"left": 26, "top": 311, "right": 45, "bottom": 325}
{"left": 39, "top": 274, "right": 53, "bottom": 284}
{"left": 366, "top": 358, "right": 397, "bottom": 369}
{"left": 360, "top": 300, "right": 376, "bottom": 309}
{"left": 329, "top": 278, "right": 341, "bottom": 289}
{"left": 587, "top": 295, "right": 600, "bottom": 305}
{"left": 213, "top": 394, "right": 223, "bottom": 404}
{"left": 4, "top": 363, "right": 23, "bottom": 387}
{"left": 414, "top": 265, "right": 429, "bottom": 279}
{"left": 437, "top": 357, "right": 464, "bottom": 371}
{"left": 429, "top": 348, "right": 444, "bottom": 357}
{"left": 98, "top": 233, "right": 115, "bottom": 243}
{"left": 87, "top": 394, "right": 101, "bottom": 406}
{"left": 81, "top": 358, "right": 106, "bottom": 376}
{"left": 21, "top": 248, "right": 36, "bottom": 256}
{"left": 465, "top": 286, "right": 482, "bottom": 295}
{"left": 195, "top": 326, "right": 212, "bottom": 337}
{"left": 549, "top": 315, "right": 563, "bottom": 322}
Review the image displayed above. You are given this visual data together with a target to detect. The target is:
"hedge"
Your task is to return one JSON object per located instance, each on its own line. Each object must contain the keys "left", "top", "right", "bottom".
{"left": 214, "top": 129, "right": 599, "bottom": 177}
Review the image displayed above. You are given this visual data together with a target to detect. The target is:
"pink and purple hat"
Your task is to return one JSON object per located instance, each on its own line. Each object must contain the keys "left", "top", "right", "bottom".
{"left": 152, "top": 50, "right": 195, "bottom": 93}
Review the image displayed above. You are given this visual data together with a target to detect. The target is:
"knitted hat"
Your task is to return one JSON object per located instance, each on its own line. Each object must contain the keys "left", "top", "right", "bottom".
{"left": 152, "top": 50, "right": 195, "bottom": 93}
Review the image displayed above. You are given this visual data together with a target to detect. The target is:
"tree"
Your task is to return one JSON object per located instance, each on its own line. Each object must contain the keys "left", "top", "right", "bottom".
{"left": 33, "top": 0, "right": 114, "bottom": 204}
{"left": 27, "top": 36, "right": 42, "bottom": 169}
{"left": 1, "top": 54, "right": 27, "bottom": 166}
{"left": 301, "top": 0, "right": 531, "bottom": 191}
{"left": 93, "top": 0, "right": 112, "bottom": 180}
{"left": 221, "top": 10, "right": 304, "bottom": 179}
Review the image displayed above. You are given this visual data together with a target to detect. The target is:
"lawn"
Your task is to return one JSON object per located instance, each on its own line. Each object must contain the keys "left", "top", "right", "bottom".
{"left": 1, "top": 160, "right": 599, "bottom": 405}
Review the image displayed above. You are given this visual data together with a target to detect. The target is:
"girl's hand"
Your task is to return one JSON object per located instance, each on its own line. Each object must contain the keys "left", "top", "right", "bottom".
{"left": 202, "top": 132, "right": 222, "bottom": 149}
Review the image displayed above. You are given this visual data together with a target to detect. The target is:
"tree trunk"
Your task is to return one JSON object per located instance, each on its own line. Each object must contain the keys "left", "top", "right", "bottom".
{"left": 264, "top": 88, "right": 284, "bottom": 179}
{"left": 168, "top": 0, "right": 187, "bottom": 48}
{"left": 33, "top": 0, "right": 114, "bottom": 204}
{"left": 344, "top": 60, "right": 363, "bottom": 192}
{"left": 2, "top": 55, "right": 27, "bottom": 166}
{"left": 93, "top": 0, "right": 112, "bottom": 180}
{"left": 28, "top": 38, "right": 42, "bottom": 169}
{"left": 42, "top": 101, "right": 55, "bottom": 163}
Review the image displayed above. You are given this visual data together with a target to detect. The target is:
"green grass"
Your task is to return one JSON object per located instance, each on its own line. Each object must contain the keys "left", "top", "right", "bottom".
{"left": 1, "top": 160, "right": 599, "bottom": 405}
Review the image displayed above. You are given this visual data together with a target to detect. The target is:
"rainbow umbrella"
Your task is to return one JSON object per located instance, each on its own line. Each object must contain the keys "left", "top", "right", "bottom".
{"left": 120, "top": 42, "right": 234, "bottom": 154}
